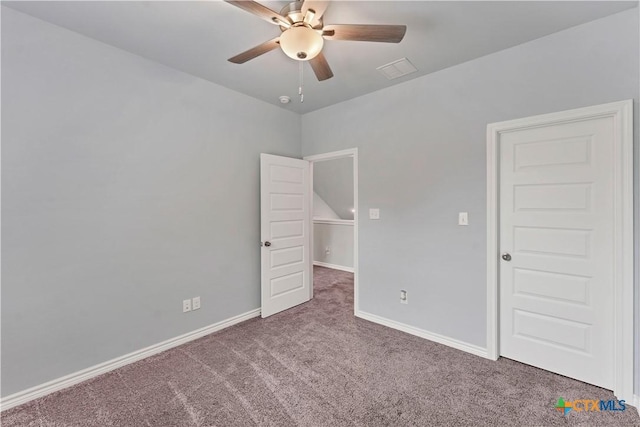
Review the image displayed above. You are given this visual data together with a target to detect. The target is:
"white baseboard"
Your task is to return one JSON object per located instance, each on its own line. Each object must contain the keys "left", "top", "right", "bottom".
{"left": 355, "top": 310, "right": 489, "bottom": 359}
{"left": 313, "top": 261, "right": 354, "bottom": 273}
{"left": 0, "top": 308, "right": 261, "bottom": 412}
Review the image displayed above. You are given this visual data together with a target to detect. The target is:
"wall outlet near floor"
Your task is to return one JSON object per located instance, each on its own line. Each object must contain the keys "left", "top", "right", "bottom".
{"left": 183, "top": 299, "right": 192, "bottom": 312}
{"left": 400, "top": 290, "right": 408, "bottom": 304}
{"left": 192, "top": 296, "right": 201, "bottom": 310}
{"left": 458, "top": 212, "right": 469, "bottom": 226}
{"left": 325, "top": 247, "right": 330, "bottom": 256}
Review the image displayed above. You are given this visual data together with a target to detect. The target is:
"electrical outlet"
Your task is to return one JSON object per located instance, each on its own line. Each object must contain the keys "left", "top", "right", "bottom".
{"left": 192, "top": 296, "right": 201, "bottom": 310}
{"left": 458, "top": 212, "right": 469, "bottom": 226}
{"left": 400, "top": 290, "right": 408, "bottom": 304}
{"left": 183, "top": 299, "right": 192, "bottom": 312}
{"left": 325, "top": 247, "right": 330, "bottom": 255}
{"left": 369, "top": 208, "right": 380, "bottom": 220}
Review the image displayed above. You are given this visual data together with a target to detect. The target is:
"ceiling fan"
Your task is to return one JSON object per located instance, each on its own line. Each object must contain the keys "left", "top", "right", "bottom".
{"left": 225, "top": 0, "right": 407, "bottom": 81}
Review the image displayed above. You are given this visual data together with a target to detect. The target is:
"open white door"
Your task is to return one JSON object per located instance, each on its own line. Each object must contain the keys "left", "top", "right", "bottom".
{"left": 260, "top": 154, "right": 311, "bottom": 318}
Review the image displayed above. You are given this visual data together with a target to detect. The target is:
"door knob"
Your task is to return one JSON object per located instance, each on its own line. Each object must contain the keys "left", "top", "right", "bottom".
{"left": 264, "top": 241, "right": 272, "bottom": 247}
{"left": 502, "top": 252, "right": 511, "bottom": 261}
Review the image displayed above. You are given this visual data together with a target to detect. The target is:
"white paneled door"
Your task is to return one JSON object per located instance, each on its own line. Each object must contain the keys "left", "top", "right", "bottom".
{"left": 499, "top": 115, "right": 617, "bottom": 389}
{"left": 260, "top": 154, "right": 311, "bottom": 318}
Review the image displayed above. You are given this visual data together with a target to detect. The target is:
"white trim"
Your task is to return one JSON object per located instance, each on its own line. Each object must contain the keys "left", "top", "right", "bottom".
{"left": 631, "top": 395, "right": 640, "bottom": 409}
{"left": 304, "top": 148, "right": 359, "bottom": 315}
{"left": 486, "top": 121, "right": 499, "bottom": 361}
{"left": 313, "top": 218, "right": 354, "bottom": 226}
{"left": 356, "top": 310, "right": 489, "bottom": 359}
{"left": 486, "top": 99, "right": 634, "bottom": 401}
{"left": 0, "top": 308, "right": 261, "bottom": 412}
{"left": 313, "top": 261, "right": 354, "bottom": 273}
{"left": 304, "top": 148, "right": 358, "bottom": 163}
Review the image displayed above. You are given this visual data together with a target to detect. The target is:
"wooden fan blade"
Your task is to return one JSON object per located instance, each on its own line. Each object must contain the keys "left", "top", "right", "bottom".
{"left": 323, "top": 24, "right": 407, "bottom": 43}
{"left": 309, "top": 52, "right": 333, "bottom": 81}
{"left": 228, "top": 37, "right": 280, "bottom": 64}
{"left": 301, "top": 1, "right": 330, "bottom": 22}
{"left": 225, "top": 1, "right": 290, "bottom": 26}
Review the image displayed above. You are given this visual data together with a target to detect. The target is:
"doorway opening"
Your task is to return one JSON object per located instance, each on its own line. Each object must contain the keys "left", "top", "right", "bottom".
{"left": 305, "top": 149, "right": 358, "bottom": 314}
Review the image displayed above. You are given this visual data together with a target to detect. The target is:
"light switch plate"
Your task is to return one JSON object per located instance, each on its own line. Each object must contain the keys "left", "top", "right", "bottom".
{"left": 369, "top": 208, "right": 380, "bottom": 220}
{"left": 192, "top": 296, "right": 201, "bottom": 310}
{"left": 458, "top": 212, "right": 469, "bottom": 226}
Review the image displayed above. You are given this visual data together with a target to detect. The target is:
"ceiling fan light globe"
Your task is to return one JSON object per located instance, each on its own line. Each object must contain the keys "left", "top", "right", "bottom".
{"left": 279, "top": 26, "right": 324, "bottom": 61}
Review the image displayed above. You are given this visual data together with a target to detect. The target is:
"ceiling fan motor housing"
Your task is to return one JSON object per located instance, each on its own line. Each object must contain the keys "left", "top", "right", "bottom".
{"left": 279, "top": 2, "right": 322, "bottom": 29}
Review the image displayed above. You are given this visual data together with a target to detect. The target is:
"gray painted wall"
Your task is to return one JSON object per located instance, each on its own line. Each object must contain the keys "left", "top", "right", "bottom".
{"left": 313, "top": 223, "right": 354, "bottom": 269}
{"left": 1, "top": 7, "right": 301, "bottom": 396}
{"left": 302, "top": 9, "right": 639, "bottom": 392}
{"left": 313, "top": 158, "right": 354, "bottom": 220}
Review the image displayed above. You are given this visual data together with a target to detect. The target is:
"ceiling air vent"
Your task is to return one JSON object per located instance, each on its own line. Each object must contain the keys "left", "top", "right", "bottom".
{"left": 376, "top": 58, "right": 417, "bottom": 80}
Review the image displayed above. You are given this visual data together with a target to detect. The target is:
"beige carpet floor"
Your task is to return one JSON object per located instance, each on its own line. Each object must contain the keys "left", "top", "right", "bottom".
{"left": 2, "top": 266, "right": 638, "bottom": 426}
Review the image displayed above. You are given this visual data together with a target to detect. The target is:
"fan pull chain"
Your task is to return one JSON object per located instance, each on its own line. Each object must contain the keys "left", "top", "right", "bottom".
{"left": 298, "top": 61, "right": 304, "bottom": 103}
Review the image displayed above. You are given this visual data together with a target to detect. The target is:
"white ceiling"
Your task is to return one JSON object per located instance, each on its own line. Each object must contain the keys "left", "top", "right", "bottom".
{"left": 4, "top": 1, "right": 637, "bottom": 114}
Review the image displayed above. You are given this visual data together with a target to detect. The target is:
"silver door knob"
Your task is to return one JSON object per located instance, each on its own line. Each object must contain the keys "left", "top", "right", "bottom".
{"left": 264, "top": 241, "right": 271, "bottom": 247}
{"left": 502, "top": 253, "right": 511, "bottom": 261}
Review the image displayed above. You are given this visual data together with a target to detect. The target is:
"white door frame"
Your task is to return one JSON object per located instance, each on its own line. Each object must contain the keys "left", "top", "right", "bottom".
{"left": 304, "top": 148, "right": 359, "bottom": 314}
{"left": 486, "top": 100, "right": 634, "bottom": 401}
